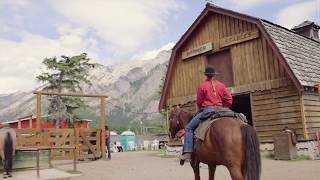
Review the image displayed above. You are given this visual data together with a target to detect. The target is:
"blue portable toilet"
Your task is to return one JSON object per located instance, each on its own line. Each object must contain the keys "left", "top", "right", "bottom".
{"left": 120, "top": 130, "right": 136, "bottom": 151}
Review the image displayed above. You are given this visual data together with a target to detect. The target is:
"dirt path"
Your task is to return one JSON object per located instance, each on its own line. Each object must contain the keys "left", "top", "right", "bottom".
{"left": 58, "top": 151, "right": 320, "bottom": 180}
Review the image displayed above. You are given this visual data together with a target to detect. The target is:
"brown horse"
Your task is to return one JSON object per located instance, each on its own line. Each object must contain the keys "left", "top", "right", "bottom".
{"left": 169, "top": 107, "right": 261, "bottom": 180}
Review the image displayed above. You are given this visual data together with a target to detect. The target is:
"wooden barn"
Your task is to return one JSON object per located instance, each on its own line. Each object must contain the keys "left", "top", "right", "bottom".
{"left": 159, "top": 4, "right": 320, "bottom": 143}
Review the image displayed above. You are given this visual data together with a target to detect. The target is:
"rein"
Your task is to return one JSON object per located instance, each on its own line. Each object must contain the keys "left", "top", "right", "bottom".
{"left": 174, "top": 109, "right": 184, "bottom": 130}
{"left": 174, "top": 109, "right": 193, "bottom": 130}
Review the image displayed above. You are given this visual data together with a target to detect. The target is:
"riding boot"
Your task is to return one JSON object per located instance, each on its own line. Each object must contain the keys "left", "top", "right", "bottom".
{"left": 180, "top": 152, "right": 192, "bottom": 165}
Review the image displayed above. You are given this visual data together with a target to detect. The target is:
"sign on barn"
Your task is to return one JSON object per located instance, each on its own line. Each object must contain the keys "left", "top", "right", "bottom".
{"left": 220, "top": 30, "right": 259, "bottom": 47}
{"left": 182, "top": 42, "right": 213, "bottom": 60}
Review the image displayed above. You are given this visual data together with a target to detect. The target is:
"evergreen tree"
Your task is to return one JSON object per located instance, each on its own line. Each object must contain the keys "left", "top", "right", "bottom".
{"left": 36, "top": 53, "right": 94, "bottom": 126}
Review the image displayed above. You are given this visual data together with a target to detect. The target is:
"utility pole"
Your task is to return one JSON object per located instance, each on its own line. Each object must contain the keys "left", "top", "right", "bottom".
{"left": 140, "top": 120, "right": 143, "bottom": 135}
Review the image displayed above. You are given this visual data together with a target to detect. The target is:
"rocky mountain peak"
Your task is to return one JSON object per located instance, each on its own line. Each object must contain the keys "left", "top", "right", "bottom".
{"left": 0, "top": 50, "right": 171, "bottom": 130}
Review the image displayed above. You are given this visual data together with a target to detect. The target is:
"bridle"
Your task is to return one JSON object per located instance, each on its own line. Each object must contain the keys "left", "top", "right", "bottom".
{"left": 171, "top": 108, "right": 184, "bottom": 130}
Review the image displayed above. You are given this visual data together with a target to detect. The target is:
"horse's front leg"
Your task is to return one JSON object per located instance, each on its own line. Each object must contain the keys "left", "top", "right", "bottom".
{"left": 208, "top": 165, "right": 216, "bottom": 180}
{"left": 2, "top": 160, "right": 8, "bottom": 179}
{"left": 191, "top": 161, "right": 200, "bottom": 180}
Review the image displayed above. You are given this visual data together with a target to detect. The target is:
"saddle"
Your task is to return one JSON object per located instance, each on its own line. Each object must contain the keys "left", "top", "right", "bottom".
{"left": 195, "top": 107, "right": 248, "bottom": 141}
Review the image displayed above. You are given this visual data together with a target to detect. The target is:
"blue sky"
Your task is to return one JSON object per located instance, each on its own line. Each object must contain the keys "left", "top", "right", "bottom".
{"left": 0, "top": 0, "right": 319, "bottom": 94}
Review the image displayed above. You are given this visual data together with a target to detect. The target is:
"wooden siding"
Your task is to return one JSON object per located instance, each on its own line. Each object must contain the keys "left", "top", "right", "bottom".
{"left": 303, "top": 94, "right": 320, "bottom": 139}
{"left": 167, "top": 13, "right": 289, "bottom": 106}
{"left": 252, "top": 86, "right": 304, "bottom": 142}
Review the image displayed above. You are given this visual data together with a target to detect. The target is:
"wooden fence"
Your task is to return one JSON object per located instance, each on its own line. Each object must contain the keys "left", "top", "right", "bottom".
{"left": 16, "top": 128, "right": 101, "bottom": 160}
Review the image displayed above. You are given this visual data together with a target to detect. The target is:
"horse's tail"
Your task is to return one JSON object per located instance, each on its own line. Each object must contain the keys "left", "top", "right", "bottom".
{"left": 242, "top": 125, "right": 261, "bottom": 180}
{"left": 4, "top": 132, "right": 13, "bottom": 171}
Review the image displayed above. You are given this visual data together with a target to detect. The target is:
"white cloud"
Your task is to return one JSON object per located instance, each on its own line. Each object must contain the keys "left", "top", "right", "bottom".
{"left": 0, "top": 0, "right": 31, "bottom": 8}
{"left": 0, "top": 25, "right": 100, "bottom": 94}
{"left": 0, "top": 0, "right": 32, "bottom": 34}
{"left": 0, "top": 27, "right": 174, "bottom": 94}
{"left": 50, "top": 0, "right": 184, "bottom": 53}
{"left": 231, "top": 0, "right": 278, "bottom": 8}
{"left": 131, "top": 42, "right": 174, "bottom": 60}
{"left": 277, "top": 0, "right": 320, "bottom": 28}
{"left": 215, "top": 0, "right": 280, "bottom": 10}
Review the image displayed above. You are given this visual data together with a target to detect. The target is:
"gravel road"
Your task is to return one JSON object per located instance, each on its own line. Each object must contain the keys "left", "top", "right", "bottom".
{"left": 59, "top": 151, "right": 320, "bottom": 180}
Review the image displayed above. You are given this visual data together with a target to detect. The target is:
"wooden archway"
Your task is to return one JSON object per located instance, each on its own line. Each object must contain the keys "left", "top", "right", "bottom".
{"left": 33, "top": 91, "right": 108, "bottom": 159}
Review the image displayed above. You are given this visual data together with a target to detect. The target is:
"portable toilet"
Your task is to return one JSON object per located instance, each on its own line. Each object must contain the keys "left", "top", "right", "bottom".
{"left": 120, "top": 130, "right": 136, "bottom": 151}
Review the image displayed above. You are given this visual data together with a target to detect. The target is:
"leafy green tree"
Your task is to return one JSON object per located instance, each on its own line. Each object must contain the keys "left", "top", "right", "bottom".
{"left": 37, "top": 53, "right": 94, "bottom": 127}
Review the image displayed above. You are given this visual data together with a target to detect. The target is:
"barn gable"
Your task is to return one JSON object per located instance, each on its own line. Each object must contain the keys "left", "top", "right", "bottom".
{"left": 159, "top": 4, "right": 319, "bottom": 110}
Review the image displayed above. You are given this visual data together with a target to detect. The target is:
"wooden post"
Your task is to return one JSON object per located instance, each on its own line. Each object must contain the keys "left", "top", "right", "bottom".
{"left": 166, "top": 107, "right": 169, "bottom": 135}
{"left": 100, "top": 97, "right": 106, "bottom": 160}
{"left": 18, "top": 119, "right": 22, "bottom": 129}
{"left": 48, "top": 149, "right": 53, "bottom": 168}
{"left": 74, "top": 128, "right": 79, "bottom": 160}
{"left": 29, "top": 115, "right": 33, "bottom": 128}
{"left": 36, "top": 93, "right": 42, "bottom": 129}
{"left": 300, "top": 94, "right": 309, "bottom": 140}
{"left": 73, "top": 148, "right": 77, "bottom": 171}
{"left": 36, "top": 150, "right": 40, "bottom": 178}
{"left": 249, "top": 93, "right": 256, "bottom": 127}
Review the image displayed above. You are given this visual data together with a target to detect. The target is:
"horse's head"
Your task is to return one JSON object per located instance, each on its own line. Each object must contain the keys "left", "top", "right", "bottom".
{"left": 168, "top": 107, "right": 182, "bottom": 139}
{"left": 168, "top": 106, "right": 193, "bottom": 139}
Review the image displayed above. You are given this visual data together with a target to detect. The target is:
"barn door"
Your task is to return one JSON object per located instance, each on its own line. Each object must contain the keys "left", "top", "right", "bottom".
{"left": 231, "top": 93, "right": 253, "bottom": 126}
{"left": 206, "top": 50, "right": 234, "bottom": 87}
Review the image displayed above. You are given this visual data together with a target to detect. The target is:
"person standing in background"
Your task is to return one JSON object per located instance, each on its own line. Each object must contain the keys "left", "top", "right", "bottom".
{"left": 105, "top": 126, "right": 111, "bottom": 159}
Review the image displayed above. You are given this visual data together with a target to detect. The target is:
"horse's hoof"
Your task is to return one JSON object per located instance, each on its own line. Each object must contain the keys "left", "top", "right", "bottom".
{"left": 180, "top": 159, "right": 185, "bottom": 166}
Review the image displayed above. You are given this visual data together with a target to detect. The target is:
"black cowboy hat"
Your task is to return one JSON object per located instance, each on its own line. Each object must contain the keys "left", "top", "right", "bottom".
{"left": 204, "top": 66, "right": 218, "bottom": 75}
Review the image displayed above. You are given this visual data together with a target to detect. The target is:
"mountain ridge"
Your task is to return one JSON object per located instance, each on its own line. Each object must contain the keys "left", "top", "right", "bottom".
{"left": 0, "top": 50, "right": 171, "bottom": 132}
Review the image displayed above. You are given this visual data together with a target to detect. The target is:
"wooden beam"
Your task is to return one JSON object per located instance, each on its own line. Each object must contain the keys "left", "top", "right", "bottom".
{"left": 167, "top": 94, "right": 196, "bottom": 107}
{"left": 18, "top": 119, "right": 22, "bottom": 129}
{"left": 166, "top": 108, "right": 169, "bottom": 135}
{"left": 33, "top": 91, "right": 108, "bottom": 98}
{"left": 300, "top": 94, "right": 309, "bottom": 140}
{"left": 29, "top": 115, "right": 33, "bottom": 129}
{"left": 315, "top": 84, "right": 320, "bottom": 94}
{"left": 36, "top": 93, "right": 42, "bottom": 129}
{"left": 249, "top": 93, "right": 256, "bottom": 128}
{"left": 100, "top": 97, "right": 106, "bottom": 160}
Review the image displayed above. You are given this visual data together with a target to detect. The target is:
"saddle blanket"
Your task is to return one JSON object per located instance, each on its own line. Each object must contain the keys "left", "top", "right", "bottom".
{"left": 194, "top": 108, "right": 247, "bottom": 141}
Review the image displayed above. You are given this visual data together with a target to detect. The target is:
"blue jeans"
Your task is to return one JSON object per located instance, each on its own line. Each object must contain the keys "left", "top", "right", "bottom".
{"left": 106, "top": 139, "right": 111, "bottom": 159}
{"left": 183, "top": 107, "right": 216, "bottom": 153}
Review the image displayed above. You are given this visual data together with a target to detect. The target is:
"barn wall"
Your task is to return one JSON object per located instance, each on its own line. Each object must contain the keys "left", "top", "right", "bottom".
{"left": 167, "top": 13, "right": 290, "bottom": 107}
{"left": 303, "top": 94, "right": 320, "bottom": 139}
{"left": 252, "top": 85, "right": 304, "bottom": 142}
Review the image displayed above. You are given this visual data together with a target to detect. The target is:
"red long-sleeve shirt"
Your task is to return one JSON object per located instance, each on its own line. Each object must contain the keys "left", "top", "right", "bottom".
{"left": 196, "top": 79, "right": 233, "bottom": 109}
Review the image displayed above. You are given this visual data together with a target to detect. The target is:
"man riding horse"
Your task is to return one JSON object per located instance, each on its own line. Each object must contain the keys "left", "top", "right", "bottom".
{"left": 181, "top": 65, "right": 233, "bottom": 163}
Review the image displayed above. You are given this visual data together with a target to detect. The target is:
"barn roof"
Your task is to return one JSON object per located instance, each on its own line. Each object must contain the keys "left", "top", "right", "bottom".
{"left": 159, "top": 3, "right": 320, "bottom": 110}
{"left": 262, "top": 20, "right": 320, "bottom": 87}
